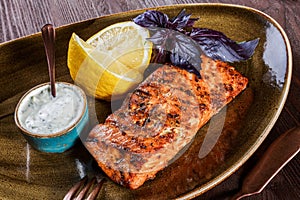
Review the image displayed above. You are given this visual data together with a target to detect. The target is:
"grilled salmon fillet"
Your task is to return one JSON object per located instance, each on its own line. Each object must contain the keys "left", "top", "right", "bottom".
{"left": 85, "top": 56, "right": 248, "bottom": 189}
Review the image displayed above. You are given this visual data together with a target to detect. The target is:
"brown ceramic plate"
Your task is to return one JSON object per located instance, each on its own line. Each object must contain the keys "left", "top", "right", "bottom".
{"left": 0, "top": 3, "right": 292, "bottom": 200}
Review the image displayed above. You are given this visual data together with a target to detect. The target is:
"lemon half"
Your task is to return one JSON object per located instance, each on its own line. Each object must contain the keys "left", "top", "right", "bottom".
{"left": 67, "top": 21, "right": 152, "bottom": 101}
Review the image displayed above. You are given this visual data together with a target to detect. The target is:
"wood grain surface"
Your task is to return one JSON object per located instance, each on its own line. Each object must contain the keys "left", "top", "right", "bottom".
{"left": 1, "top": 0, "right": 299, "bottom": 199}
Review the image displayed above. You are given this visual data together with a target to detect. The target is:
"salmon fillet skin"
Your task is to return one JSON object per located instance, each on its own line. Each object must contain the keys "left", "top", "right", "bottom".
{"left": 85, "top": 56, "right": 248, "bottom": 189}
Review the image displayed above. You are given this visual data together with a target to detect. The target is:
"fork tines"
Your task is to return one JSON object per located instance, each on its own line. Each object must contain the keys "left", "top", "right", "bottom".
{"left": 64, "top": 176, "right": 106, "bottom": 200}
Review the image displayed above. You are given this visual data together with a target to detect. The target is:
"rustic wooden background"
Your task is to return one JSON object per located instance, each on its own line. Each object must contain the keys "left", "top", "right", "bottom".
{"left": 1, "top": 0, "right": 299, "bottom": 199}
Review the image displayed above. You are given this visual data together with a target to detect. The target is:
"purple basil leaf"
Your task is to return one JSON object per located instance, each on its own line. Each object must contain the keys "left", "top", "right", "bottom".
{"left": 146, "top": 28, "right": 173, "bottom": 64}
{"left": 170, "top": 53, "right": 201, "bottom": 78}
{"left": 148, "top": 27, "right": 202, "bottom": 77}
{"left": 133, "top": 10, "right": 169, "bottom": 28}
{"left": 133, "top": 9, "right": 199, "bottom": 32}
{"left": 190, "top": 28, "right": 259, "bottom": 62}
{"left": 168, "top": 9, "right": 199, "bottom": 30}
{"left": 147, "top": 28, "right": 175, "bottom": 51}
{"left": 170, "top": 31, "right": 202, "bottom": 70}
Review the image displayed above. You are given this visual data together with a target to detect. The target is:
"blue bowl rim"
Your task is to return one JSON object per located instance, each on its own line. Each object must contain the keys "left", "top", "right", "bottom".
{"left": 14, "top": 82, "right": 88, "bottom": 138}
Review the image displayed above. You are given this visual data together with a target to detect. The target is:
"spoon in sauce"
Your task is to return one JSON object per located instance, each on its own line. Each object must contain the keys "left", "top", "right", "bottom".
{"left": 41, "top": 24, "right": 56, "bottom": 97}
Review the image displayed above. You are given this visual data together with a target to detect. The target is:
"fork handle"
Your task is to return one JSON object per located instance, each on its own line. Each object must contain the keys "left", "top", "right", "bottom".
{"left": 232, "top": 126, "right": 300, "bottom": 200}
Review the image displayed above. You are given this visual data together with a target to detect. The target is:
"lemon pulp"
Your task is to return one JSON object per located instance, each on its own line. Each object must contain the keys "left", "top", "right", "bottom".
{"left": 67, "top": 21, "right": 152, "bottom": 100}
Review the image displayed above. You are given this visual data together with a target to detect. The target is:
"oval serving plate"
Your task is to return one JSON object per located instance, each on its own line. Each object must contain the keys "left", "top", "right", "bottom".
{"left": 0, "top": 3, "right": 292, "bottom": 200}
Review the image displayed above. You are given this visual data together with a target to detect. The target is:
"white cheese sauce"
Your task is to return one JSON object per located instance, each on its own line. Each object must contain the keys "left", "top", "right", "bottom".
{"left": 18, "top": 83, "right": 85, "bottom": 135}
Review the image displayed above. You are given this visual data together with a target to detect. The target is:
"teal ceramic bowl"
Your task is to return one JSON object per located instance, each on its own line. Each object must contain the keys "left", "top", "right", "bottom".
{"left": 14, "top": 82, "right": 89, "bottom": 153}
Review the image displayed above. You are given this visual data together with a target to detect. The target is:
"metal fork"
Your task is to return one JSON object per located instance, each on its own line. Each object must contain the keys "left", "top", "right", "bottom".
{"left": 63, "top": 158, "right": 106, "bottom": 200}
{"left": 64, "top": 175, "right": 106, "bottom": 200}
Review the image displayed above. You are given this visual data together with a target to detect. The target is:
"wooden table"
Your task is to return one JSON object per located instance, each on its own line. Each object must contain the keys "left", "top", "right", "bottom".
{"left": 1, "top": 0, "right": 299, "bottom": 199}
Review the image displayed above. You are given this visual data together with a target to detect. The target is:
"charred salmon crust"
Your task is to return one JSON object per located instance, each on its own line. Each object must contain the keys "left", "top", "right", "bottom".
{"left": 85, "top": 56, "right": 248, "bottom": 189}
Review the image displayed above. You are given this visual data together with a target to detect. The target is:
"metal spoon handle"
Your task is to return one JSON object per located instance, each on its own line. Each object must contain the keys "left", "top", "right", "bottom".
{"left": 232, "top": 126, "right": 300, "bottom": 200}
{"left": 41, "top": 24, "right": 56, "bottom": 97}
